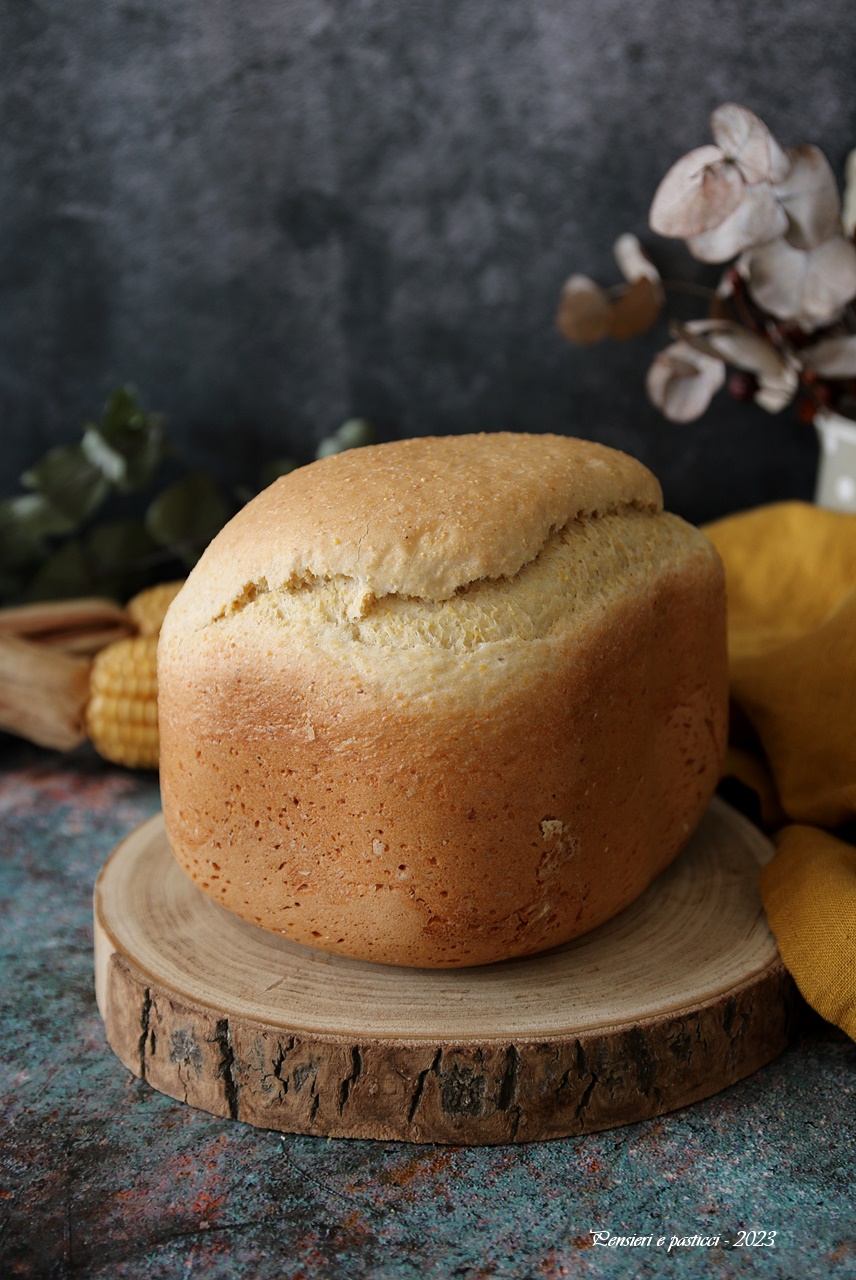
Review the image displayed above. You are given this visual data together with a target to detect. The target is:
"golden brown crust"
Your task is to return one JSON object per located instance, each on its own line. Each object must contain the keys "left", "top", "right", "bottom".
{"left": 158, "top": 434, "right": 727, "bottom": 968}
{"left": 163, "top": 434, "right": 662, "bottom": 632}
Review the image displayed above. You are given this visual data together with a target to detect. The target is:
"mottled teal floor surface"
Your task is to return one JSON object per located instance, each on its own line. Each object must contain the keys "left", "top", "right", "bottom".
{"left": 1, "top": 743, "right": 853, "bottom": 1279}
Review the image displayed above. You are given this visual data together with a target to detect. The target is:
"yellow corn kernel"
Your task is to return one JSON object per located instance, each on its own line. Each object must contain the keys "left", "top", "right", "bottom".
{"left": 86, "top": 635, "right": 160, "bottom": 769}
{"left": 126, "top": 581, "right": 184, "bottom": 638}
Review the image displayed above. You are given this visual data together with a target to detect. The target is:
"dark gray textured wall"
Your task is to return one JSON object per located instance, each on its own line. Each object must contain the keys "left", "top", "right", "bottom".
{"left": 3, "top": 0, "right": 855, "bottom": 522}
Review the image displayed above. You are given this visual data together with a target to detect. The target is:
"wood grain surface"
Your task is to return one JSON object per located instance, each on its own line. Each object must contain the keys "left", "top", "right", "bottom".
{"left": 94, "top": 797, "right": 796, "bottom": 1144}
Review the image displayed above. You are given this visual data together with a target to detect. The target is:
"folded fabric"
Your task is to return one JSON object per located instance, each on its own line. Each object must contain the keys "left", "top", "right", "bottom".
{"left": 703, "top": 502, "right": 856, "bottom": 1040}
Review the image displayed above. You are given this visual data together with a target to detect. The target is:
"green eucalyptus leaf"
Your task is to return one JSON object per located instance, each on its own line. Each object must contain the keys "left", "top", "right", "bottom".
{"left": 0, "top": 566, "right": 28, "bottom": 601}
{"left": 86, "top": 519, "right": 159, "bottom": 575}
{"left": 258, "top": 457, "right": 299, "bottom": 490}
{"left": 145, "top": 473, "right": 229, "bottom": 566}
{"left": 315, "top": 436, "right": 343, "bottom": 459}
{"left": 0, "top": 386, "right": 174, "bottom": 605}
{"left": 0, "top": 494, "right": 76, "bottom": 599}
{"left": 24, "top": 539, "right": 95, "bottom": 602}
{"left": 101, "top": 386, "right": 142, "bottom": 430}
{"left": 81, "top": 426, "right": 128, "bottom": 485}
{"left": 20, "top": 443, "right": 109, "bottom": 524}
{"left": 0, "top": 521, "right": 46, "bottom": 575}
{"left": 0, "top": 523, "right": 46, "bottom": 573}
{"left": 335, "top": 418, "right": 375, "bottom": 449}
{"left": 0, "top": 492, "right": 76, "bottom": 541}
{"left": 96, "top": 387, "right": 166, "bottom": 490}
{"left": 86, "top": 519, "right": 164, "bottom": 599}
{"left": 315, "top": 419, "right": 376, "bottom": 460}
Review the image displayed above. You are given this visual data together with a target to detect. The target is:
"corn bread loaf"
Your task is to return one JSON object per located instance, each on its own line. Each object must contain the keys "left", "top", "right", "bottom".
{"left": 158, "top": 433, "right": 728, "bottom": 968}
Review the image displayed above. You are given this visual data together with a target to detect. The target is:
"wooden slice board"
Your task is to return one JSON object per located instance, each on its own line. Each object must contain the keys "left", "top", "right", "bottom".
{"left": 94, "top": 797, "right": 796, "bottom": 1145}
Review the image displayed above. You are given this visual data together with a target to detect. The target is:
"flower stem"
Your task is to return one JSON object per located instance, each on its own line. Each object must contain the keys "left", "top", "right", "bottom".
{"left": 660, "top": 280, "right": 717, "bottom": 301}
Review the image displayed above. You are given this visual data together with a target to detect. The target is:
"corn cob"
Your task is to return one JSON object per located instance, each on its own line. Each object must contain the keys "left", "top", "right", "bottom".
{"left": 86, "top": 634, "right": 160, "bottom": 769}
{"left": 126, "top": 580, "right": 184, "bottom": 637}
{"left": 85, "top": 581, "right": 186, "bottom": 768}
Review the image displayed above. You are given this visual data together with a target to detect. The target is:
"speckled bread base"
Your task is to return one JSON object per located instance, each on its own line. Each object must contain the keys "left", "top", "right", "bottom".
{"left": 158, "top": 435, "right": 727, "bottom": 969}
{"left": 160, "top": 562, "right": 725, "bottom": 967}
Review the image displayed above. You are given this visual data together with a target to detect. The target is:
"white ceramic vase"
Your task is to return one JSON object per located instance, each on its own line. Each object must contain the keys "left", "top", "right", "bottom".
{"left": 814, "top": 411, "right": 856, "bottom": 513}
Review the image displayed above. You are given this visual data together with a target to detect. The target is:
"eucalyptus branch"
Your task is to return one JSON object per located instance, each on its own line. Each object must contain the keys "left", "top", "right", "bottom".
{"left": 0, "top": 392, "right": 376, "bottom": 607}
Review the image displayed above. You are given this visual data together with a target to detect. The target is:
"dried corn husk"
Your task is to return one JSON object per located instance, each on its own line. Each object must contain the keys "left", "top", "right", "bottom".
{"left": 0, "top": 597, "right": 132, "bottom": 656}
{"left": 0, "top": 633, "right": 91, "bottom": 750}
{"left": 0, "top": 583, "right": 183, "bottom": 765}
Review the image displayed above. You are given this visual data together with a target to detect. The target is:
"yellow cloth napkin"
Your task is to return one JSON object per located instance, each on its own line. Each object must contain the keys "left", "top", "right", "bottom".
{"left": 703, "top": 502, "right": 856, "bottom": 1039}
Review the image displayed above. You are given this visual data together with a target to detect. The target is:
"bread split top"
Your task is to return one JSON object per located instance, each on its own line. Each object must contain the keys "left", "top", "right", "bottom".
{"left": 168, "top": 434, "right": 663, "bottom": 629}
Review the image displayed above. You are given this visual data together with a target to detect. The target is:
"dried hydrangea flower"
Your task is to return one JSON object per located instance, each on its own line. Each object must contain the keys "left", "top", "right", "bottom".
{"left": 558, "top": 101, "right": 856, "bottom": 425}
{"left": 686, "top": 184, "right": 787, "bottom": 263}
{"left": 775, "top": 145, "right": 843, "bottom": 250}
{"left": 675, "top": 320, "right": 799, "bottom": 414}
{"left": 556, "top": 275, "right": 612, "bottom": 345}
{"left": 802, "top": 334, "right": 856, "bottom": 378}
{"left": 646, "top": 341, "right": 726, "bottom": 422}
{"left": 650, "top": 104, "right": 791, "bottom": 244}
{"left": 556, "top": 238, "right": 663, "bottom": 345}
{"left": 649, "top": 144, "right": 747, "bottom": 240}
{"left": 709, "top": 103, "right": 791, "bottom": 186}
{"left": 745, "top": 235, "right": 856, "bottom": 330}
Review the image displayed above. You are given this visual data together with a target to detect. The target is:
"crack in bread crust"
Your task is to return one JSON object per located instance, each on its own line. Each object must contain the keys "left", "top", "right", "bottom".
{"left": 162, "top": 435, "right": 666, "bottom": 638}
{"left": 207, "top": 509, "right": 712, "bottom": 655}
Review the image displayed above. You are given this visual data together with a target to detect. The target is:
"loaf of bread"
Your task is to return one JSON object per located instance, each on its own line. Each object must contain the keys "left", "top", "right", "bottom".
{"left": 158, "top": 433, "right": 728, "bottom": 968}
